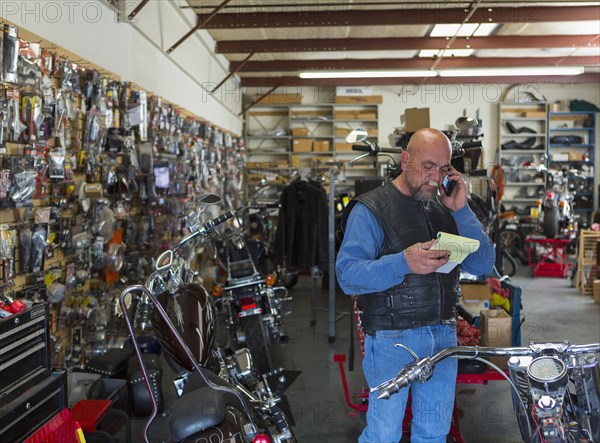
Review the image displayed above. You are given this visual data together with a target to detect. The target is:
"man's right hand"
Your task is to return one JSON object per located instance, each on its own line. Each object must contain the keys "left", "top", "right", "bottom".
{"left": 404, "top": 239, "right": 450, "bottom": 274}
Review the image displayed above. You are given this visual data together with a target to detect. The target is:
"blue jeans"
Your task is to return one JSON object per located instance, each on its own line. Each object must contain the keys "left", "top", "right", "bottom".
{"left": 359, "top": 324, "right": 458, "bottom": 443}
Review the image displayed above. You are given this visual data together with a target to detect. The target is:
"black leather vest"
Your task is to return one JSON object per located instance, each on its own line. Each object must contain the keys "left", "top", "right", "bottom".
{"left": 346, "top": 180, "right": 461, "bottom": 334}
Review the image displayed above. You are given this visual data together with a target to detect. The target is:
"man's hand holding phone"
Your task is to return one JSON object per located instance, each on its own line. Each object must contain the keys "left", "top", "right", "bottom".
{"left": 439, "top": 167, "right": 467, "bottom": 212}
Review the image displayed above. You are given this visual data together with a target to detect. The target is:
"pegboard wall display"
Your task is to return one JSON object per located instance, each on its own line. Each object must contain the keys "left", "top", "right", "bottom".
{"left": 0, "top": 23, "right": 246, "bottom": 368}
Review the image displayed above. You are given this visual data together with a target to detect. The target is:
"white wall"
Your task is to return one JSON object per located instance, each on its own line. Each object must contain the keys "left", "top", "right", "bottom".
{"left": 0, "top": 0, "right": 243, "bottom": 134}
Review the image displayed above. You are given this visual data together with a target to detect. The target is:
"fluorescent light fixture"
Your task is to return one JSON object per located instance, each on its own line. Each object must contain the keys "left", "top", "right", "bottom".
{"left": 418, "top": 49, "right": 441, "bottom": 58}
{"left": 442, "top": 49, "right": 474, "bottom": 57}
{"left": 473, "top": 23, "right": 498, "bottom": 36}
{"left": 439, "top": 67, "right": 585, "bottom": 77}
{"left": 457, "top": 23, "right": 479, "bottom": 36}
{"left": 431, "top": 22, "right": 497, "bottom": 38}
{"left": 299, "top": 70, "right": 437, "bottom": 79}
{"left": 430, "top": 24, "right": 461, "bottom": 37}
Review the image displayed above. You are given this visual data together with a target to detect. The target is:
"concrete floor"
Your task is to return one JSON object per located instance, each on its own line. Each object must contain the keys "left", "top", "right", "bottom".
{"left": 125, "top": 267, "right": 599, "bottom": 442}
{"left": 271, "top": 268, "right": 600, "bottom": 443}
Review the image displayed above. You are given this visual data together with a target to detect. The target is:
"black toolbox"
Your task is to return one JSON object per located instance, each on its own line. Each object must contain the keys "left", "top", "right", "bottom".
{"left": 0, "top": 304, "right": 51, "bottom": 394}
{"left": 0, "top": 303, "right": 68, "bottom": 441}
{"left": 0, "top": 369, "right": 67, "bottom": 442}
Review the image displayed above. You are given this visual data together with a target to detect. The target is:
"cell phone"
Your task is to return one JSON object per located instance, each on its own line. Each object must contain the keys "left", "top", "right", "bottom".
{"left": 442, "top": 175, "right": 456, "bottom": 196}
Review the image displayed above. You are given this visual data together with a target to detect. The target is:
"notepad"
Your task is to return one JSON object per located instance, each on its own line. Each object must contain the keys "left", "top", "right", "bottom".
{"left": 430, "top": 232, "right": 480, "bottom": 273}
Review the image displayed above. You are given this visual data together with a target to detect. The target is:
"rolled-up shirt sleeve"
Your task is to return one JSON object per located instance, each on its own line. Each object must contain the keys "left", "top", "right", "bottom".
{"left": 336, "top": 202, "right": 411, "bottom": 295}
{"left": 452, "top": 204, "right": 496, "bottom": 276}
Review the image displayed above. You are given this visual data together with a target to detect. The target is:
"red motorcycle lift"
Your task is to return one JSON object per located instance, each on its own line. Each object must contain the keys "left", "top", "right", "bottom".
{"left": 525, "top": 237, "right": 573, "bottom": 278}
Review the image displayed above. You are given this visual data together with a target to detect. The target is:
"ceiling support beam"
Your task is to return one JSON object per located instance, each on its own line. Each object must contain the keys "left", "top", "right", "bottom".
{"left": 167, "top": 0, "right": 232, "bottom": 54}
{"left": 128, "top": 0, "right": 150, "bottom": 21}
{"left": 198, "top": 6, "right": 597, "bottom": 29}
{"left": 239, "top": 84, "right": 280, "bottom": 116}
{"left": 210, "top": 51, "right": 255, "bottom": 93}
{"left": 217, "top": 35, "right": 599, "bottom": 54}
{"left": 230, "top": 56, "right": 600, "bottom": 72}
{"left": 239, "top": 73, "right": 600, "bottom": 87}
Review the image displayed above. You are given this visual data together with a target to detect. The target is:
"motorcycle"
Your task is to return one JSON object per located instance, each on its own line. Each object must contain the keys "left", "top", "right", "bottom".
{"left": 213, "top": 212, "right": 292, "bottom": 374}
{"left": 372, "top": 341, "right": 600, "bottom": 443}
{"left": 539, "top": 170, "right": 577, "bottom": 239}
{"left": 118, "top": 202, "right": 297, "bottom": 443}
{"left": 248, "top": 180, "right": 299, "bottom": 289}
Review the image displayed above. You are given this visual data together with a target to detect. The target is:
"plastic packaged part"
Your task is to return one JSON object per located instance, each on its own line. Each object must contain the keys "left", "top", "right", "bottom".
{"left": 6, "top": 88, "right": 24, "bottom": 141}
{"left": 2, "top": 24, "right": 19, "bottom": 84}
{"left": 10, "top": 170, "right": 37, "bottom": 205}
{"left": 108, "top": 242, "right": 125, "bottom": 272}
{"left": 31, "top": 224, "right": 48, "bottom": 272}
{"left": 49, "top": 150, "right": 66, "bottom": 179}
{"left": 18, "top": 226, "right": 32, "bottom": 273}
{"left": 95, "top": 203, "right": 116, "bottom": 243}
{"left": 138, "top": 141, "right": 153, "bottom": 174}
{"left": 47, "top": 282, "right": 66, "bottom": 304}
{"left": 0, "top": 169, "right": 11, "bottom": 200}
{"left": 0, "top": 100, "right": 8, "bottom": 152}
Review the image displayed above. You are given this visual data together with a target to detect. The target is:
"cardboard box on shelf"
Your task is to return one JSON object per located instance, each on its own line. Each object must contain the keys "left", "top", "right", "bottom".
{"left": 335, "top": 127, "right": 352, "bottom": 137}
{"left": 523, "top": 111, "right": 547, "bottom": 118}
{"left": 334, "top": 142, "right": 354, "bottom": 151}
{"left": 291, "top": 155, "right": 310, "bottom": 167}
{"left": 594, "top": 280, "right": 600, "bottom": 304}
{"left": 291, "top": 127, "right": 309, "bottom": 136}
{"left": 404, "top": 108, "right": 430, "bottom": 132}
{"left": 256, "top": 93, "right": 302, "bottom": 105}
{"left": 551, "top": 153, "right": 570, "bottom": 162}
{"left": 312, "top": 141, "right": 330, "bottom": 152}
{"left": 292, "top": 139, "right": 312, "bottom": 152}
{"left": 335, "top": 111, "right": 378, "bottom": 120}
{"left": 335, "top": 95, "right": 383, "bottom": 104}
{"left": 569, "top": 152, "right": 584, "bottom": 161}
{"left": 461, "top": 283, "right": 491, "bottom": 302}
{"left": 480, "top": 309, "right": 512, "bottom": 369}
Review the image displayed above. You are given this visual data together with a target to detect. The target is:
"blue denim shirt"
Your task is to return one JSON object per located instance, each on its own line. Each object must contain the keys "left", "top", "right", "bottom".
{"left": 336, "top": 202, "right": 495, "bottom": 295}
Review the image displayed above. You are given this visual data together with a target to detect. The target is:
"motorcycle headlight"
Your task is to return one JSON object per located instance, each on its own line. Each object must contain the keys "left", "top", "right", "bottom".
{"left": 232, "top": 234, "right": 245, "bottom": 250}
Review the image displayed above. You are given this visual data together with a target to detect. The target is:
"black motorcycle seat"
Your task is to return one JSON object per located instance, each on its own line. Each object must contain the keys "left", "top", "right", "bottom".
{"left": 184, "top": 368, "right": 252, "bottom": 415}
{"left": 169, "top": 386, "right": 225, "bottom": 441}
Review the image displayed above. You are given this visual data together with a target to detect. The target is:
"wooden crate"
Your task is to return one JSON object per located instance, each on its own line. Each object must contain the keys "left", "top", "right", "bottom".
{"left": 576, "top": 230, "right": 600, "bottom": 294}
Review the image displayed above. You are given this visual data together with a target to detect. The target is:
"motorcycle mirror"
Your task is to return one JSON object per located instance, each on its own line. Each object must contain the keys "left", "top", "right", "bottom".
{"left": 345, "top": 127, "right": 369, "bottom": 144}
{"left": 197, "top": 193, "right": 222, "bottom": 206}
{"left": 156, "top": 250, "right": 174, "bottom": 271}
{"left": 455, "top": 116, "right": 478, "bottom": 132}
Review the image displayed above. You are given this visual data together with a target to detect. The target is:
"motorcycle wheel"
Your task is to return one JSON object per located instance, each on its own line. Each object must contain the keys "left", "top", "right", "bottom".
{"left": 281, "top": 272, "right": 298, "bottom": 289}
{"left": 240, "top": 315, "right": 273, "bottom": 374}
{"left": 499, "top": 228, "right": 528, "bottom": 265}
{"left": 542, "top": 207, "right": 560, "bottom": 239}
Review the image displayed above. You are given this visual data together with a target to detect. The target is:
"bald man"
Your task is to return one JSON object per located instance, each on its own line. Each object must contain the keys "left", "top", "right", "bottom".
{"left": 336, "top": 128, "right": 495, "bottom": 443}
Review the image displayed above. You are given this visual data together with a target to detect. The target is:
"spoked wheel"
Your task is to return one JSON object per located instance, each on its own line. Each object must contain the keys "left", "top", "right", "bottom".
{"left": 499, "top": 228, "right": 528, "bottom": 265}
{"left": 240, "top": 315, "right": 273, "bottom": 374}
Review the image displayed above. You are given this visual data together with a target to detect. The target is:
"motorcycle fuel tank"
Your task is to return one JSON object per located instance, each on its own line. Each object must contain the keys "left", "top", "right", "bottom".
{"left": 151, "top": 283, "right": 216, "bottom": 370}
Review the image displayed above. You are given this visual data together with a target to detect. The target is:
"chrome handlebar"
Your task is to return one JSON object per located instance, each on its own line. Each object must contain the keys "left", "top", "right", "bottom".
{"left": 373, "top": 342, "right": 600, "bottom": 400}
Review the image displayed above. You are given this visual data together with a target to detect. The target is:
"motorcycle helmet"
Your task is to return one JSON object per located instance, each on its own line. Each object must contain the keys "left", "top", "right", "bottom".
{"left": 151, "top": 283, "right": 216, "bottom": 369}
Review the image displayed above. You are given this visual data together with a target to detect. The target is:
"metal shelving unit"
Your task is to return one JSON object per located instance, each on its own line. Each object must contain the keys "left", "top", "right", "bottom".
{"left": 547, "top": 110, "right": 597, "bottom": 222}
{"left": 245, "top": 103, "right": 380, "bottom": 184}
{"left": 498, "top": 102, "right": 548, "bottom": 210}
